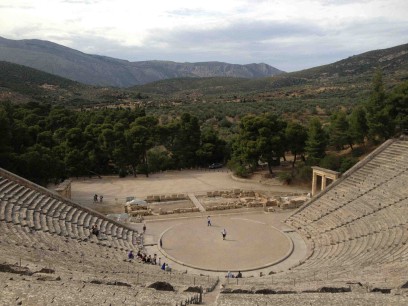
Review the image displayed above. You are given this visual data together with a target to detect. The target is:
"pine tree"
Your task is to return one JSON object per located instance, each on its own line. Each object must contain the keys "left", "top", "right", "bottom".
{"left": 305, "top": 118, "right": 327, "bottom": 165}
{"left": 348, "top": 106, "right": 368, "bottom": 145}
{"left": 366, "top": 70, "right": 393, "bottom": 142}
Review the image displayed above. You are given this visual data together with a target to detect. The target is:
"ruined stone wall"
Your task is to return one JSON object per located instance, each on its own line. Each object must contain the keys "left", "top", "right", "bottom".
{"left": 54, "top": 179, "right": 72, "bottom": 199}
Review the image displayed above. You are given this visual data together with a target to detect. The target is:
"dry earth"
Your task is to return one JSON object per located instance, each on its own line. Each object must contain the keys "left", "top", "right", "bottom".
{"left": 71, "top": 169, "right": 310, "bottom": 215}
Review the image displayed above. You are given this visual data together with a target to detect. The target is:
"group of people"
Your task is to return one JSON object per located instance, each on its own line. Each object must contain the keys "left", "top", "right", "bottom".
{"left": 127, "top": 250, "right": 171, "bottom": 271}
{"left": 207, "top": 216, "right": 228, "bottom": 240}
{"left": 128, "top": 250, "right": 171, "bottom": 272}
{"left": 226, "top": 271, "right": 242, "bottom": 278}
{"left": 93, "top": 194, "right": 103, "bottom": 203}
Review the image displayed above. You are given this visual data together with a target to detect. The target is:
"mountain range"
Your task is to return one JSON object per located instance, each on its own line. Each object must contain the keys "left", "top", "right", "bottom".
{"left": 0, "top": 36, "right": 283, "bottom": 87}
{"left": 0, "top": 40, "right": 407, "bottom": 109}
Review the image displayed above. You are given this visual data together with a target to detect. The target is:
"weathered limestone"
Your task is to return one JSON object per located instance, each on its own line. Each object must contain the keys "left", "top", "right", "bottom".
{"left": 53, "top": 179, "right": 72, "bottom": 199}
{"left": 145, "top": 194, "right": 187, "bottom": 203}
{"left": 311, "top": 167, "right": 341, "bottom": 196}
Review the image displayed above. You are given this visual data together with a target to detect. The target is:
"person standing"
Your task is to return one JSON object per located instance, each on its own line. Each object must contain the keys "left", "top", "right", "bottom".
{"left": 207, "top": 216, "right": 212, "bottom": 226}
{"left": 222, "top": 228, "right": 227, "bottom": 240}
{"left": 143, "top": 224, "right": 146, "bottom": 233}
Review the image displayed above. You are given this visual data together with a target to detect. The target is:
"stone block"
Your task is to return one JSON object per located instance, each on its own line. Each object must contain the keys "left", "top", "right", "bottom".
{"left": 265, "top": 199, "right": 279, "bottom": 207}
{"left": 246, "top": 191, "right": 255, "bottom": 197}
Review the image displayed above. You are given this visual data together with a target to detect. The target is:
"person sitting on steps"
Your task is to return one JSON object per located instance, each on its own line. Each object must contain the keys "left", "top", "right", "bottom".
{"left": 91, "top": 224, "right": 99, "bottom": 237}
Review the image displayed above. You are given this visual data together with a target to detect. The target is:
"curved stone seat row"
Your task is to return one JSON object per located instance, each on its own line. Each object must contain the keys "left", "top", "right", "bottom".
{"left": 0, "top": 220, "right": 217, "bottom": 291}
{"left": 276, "top": 139, "right": 408, "bottom": 291}
{"left": 0, "top": 268, "right": 199, "bottom": 306}
{"left": 0, "top": 170, "right": 141, "bottom": 253}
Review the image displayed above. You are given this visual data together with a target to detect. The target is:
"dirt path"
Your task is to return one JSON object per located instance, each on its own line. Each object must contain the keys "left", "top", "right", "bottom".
{"left": 71, "top": 169, "right": 310, "bottom": 211}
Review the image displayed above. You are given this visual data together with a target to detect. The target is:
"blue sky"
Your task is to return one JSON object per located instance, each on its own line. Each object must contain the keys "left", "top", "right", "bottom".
{"left": 1, "top": 0, "right": 407, "bottom": 71}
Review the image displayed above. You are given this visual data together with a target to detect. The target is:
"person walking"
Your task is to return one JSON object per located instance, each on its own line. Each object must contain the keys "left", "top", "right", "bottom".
{"left": 222, "top": 228, "right": 227, "bottom": 240}
{"left": 207, "top": 216, "right": 212, "bottom": 226}
{"left": 143, "top": 224, "right": 146, "bottom": 233}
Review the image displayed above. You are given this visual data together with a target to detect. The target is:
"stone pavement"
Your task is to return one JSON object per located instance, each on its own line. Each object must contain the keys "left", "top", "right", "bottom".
{"left": 144, "top": 210, "right": 307, "bottom": 277}
{"left": 71, "top": 169, "right": 309, "bottom": 207}
{"left": 188, "top": 193, "right": 206, "bottom": 212}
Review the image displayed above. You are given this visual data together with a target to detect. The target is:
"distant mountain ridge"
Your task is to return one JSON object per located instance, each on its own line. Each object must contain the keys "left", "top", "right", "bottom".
{"left": 1, "top": 42, "right": 406, "bottom": 108}
{"left": 0, "top": 37, "right": 283, "bottom": 87}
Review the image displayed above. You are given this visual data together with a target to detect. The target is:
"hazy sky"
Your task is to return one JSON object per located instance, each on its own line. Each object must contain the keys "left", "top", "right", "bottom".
{"left": 1, "top": 0, "right": 407, "bottom": 71}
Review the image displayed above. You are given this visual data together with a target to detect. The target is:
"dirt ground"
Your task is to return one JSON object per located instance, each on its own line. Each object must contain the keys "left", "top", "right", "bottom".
{"left": 70, "top": 168, "right": 310, "bottom": 215}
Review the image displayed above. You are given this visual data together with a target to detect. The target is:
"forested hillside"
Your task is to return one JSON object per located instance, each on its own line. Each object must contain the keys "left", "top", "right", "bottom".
{"left": 1, "top": 73, "right": 406, "bottom": 185}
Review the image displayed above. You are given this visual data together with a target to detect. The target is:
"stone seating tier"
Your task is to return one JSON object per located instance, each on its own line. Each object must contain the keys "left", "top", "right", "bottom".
{"left": 277, "top": 139, "right": 408, "bottom": 292}
{"left": 0, "top": 170, "right": 141, "bottom": 253}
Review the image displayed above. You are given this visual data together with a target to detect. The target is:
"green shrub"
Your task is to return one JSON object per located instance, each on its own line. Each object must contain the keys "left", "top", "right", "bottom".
{"left": 232, "top": 164, "right": 249, "bottom": 178}
{"left": 339, "top": 156, "right": 358, "bottom": 173}
{"left": 118, "top": 168, "right": 127, "bottom": 178}
{"left": 319, "top": 154, "right": 341, "bottom": 171}
{"left": 277, "top": 172, "right": 292, "bottom": 185}
{"left": 227, "top": 160, "right": 250, "bottom": 178}
{"left": 351, "top": 147, "right": 365, "bottom": 157}
{"left": 295, "top": 165, "right": 312, "bottom": 181}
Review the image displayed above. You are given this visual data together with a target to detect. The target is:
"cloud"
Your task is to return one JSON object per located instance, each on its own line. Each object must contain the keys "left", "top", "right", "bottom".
{"left": 0, "top": 0, "right": 407, "bottom": 71}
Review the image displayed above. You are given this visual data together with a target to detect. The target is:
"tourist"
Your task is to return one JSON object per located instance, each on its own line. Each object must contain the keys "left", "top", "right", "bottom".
{"left": 222, "top": 228, "right": 227, "bottom": 240}
{"left": 143, "top": 224, "right": 146, "bottom": 233}
{"left": 91, "top": 224, "right": 99, "bottom": 237}
{"left": 128, "top": 250, "right": 134, "bottom": 260}
{"left": 93, "top": 194, "right": 98, "bottom": 202}
{"left": 153, "top": 254, "right": 157, "bottom": 265}
{"left": 99, "top": 195, "right": 103, "bottom": 202}
{"left": 207, "top": 216, "right": 212, "bottom": 226}
{"left": 236, "top": 271, "right": 242, "bottom": 278}
{"left": 158, "top": 257, "right": 161, "bottom": 266}
{"left": 159, "top": 237, "right": 163, "bottom": 248}
{"left": 161, "top": 262, "right": 166, "bottom": 270}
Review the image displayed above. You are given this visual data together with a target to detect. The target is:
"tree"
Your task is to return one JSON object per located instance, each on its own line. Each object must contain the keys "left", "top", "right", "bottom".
{"left": 305, "top": 118, "right": 327, "bottom": 165}
{"left": 125, "top": 116, "right": 158, "bottom": 177}
{"left": 169, "top": 113, "right": 201, "bottom": 169}
{"left": 196, "top": 128, "right": 226, "bottom": 166}
{"left": 231, "top": 114, "right": 286, "bottom": 175}
{"left": 328, "top": 111, "right": 352, "bottom": 150}
{"left": 348, "top": 106, "right": 368, "bottom": 145}
{"left": 366, "top": 70, "right": 394, "bottom": 142}
{"left": 387, "top": 80, "right": 408, "bottom": 134}
{"left": 285, "top": 122, "right": 307, "bottom": 170}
